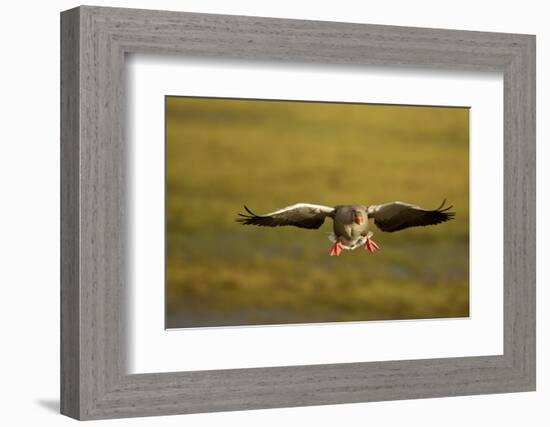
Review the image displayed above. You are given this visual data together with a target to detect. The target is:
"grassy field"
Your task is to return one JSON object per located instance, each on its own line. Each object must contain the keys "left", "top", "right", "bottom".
{"left": 166, "top": 97, "right": 469, "bottom": 328}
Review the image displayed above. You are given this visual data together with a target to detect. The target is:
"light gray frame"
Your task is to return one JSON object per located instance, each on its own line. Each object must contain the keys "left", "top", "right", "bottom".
{"left": 60, "top": 5, "right": 536, "bottom": 420}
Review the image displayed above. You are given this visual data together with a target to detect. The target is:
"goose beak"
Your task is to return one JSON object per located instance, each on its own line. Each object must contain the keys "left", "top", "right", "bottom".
{"left": 354, "top": 214, "right": 364, "bottom": 225}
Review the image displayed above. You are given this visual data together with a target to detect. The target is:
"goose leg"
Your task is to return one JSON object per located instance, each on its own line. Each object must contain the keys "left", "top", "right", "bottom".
{"left": 364, "top": 238, "right": 380, "bottom": 253}
{"left": 329, "top": 241, "right": 344, "bottom": 257}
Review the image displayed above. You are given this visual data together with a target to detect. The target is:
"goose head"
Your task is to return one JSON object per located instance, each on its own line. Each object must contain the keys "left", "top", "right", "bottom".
{"left": 351, "top": 206, "right": 368, "bottom": 225}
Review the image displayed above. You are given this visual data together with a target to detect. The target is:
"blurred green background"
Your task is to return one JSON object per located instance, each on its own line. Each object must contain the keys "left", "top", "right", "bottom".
{"left": 166, "top": 97, "right": 469, "bottom": 328}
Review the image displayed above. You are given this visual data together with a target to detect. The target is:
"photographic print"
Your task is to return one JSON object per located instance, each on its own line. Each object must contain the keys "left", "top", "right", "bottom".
{"left": 166, "top": 96, "right": 469, "bottom": 328}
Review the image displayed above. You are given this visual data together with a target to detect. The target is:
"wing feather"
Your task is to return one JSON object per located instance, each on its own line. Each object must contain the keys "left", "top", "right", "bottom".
{"left": 236, "top": 203, "right": 334, "bottom": 229}
{"left": 368, "top": 200, "right": 455, "bottom": 232}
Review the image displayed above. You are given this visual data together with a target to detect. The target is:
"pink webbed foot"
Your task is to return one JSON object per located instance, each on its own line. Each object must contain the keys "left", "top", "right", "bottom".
{"left": 329, "top": 241, "right": 344, "bottom": 257}
{"left": 364, "top": 238, "right": 380, "bottom": 253}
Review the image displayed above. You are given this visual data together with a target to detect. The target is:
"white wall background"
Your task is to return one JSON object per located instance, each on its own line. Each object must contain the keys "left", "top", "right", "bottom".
{"left": 0, "top": 0, "right": 546, "bottom": 425}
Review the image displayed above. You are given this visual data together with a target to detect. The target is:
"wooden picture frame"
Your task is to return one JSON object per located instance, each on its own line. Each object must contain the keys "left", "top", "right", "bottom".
{"left": 60, "top": 5, "right": 536, "bottom": 420}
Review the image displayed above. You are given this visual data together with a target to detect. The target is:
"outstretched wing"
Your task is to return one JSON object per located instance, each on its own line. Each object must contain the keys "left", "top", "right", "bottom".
{"left": 236, "top": 203, "right": 335, "bottom": 229}
{"left": 368, "top": 199, "right": 455, "bottom": 232}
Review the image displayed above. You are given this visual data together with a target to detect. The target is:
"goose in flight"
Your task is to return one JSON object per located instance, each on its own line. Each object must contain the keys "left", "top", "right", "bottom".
{"left": 236, "top": 200, "right": 455, "bottom": 256}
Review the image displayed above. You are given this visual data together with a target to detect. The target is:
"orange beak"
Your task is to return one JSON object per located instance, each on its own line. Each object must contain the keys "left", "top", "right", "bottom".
{"left": 354, "top": 215, "right": 364, "bottom": 225}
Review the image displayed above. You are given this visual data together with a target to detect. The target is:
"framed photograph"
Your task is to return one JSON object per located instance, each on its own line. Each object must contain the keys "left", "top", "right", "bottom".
{"left": 60, "top": 6, "right": 535, "bottom": 420}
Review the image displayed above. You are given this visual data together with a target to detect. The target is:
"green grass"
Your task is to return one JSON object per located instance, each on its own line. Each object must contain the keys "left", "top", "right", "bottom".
{"left": 166, "top": 97, "right": 469, "bottom": 328}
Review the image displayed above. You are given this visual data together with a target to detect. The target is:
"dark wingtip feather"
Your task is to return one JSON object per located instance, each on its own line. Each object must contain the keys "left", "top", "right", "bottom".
{"left": 243, "top": 205, "right": 258, "bottom": 216}
{"left": 236, "top": 205, "right": 265, "bottom": 226}
{"left": 435, "top": 198, "right": 455, "bottom": 213}
{"left": 433, "top": 201, "right": 456, "bottom": 223}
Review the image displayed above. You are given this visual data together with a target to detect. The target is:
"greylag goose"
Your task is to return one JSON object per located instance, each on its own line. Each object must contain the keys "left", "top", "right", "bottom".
{"left": 236, "top": 200, "right": 455, "bottom": 256}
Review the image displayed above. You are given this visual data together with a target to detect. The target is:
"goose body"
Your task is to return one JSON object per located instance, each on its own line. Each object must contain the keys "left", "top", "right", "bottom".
{"left": 237, "top": 200, "right": 455, "bottom": 256}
